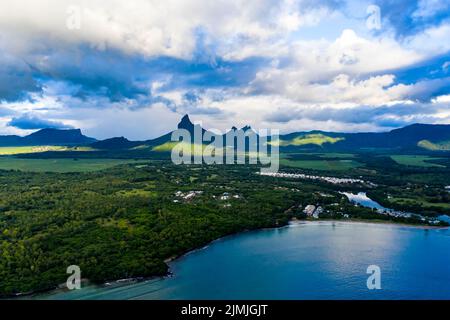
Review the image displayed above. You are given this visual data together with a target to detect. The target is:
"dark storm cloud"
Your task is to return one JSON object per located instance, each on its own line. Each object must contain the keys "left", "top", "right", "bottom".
{"left": 7, "top": 43, "right": 267, "bottom": 109}
{"left": 0, "top": 52, "right": 42, "bottom": 102}
{"left": 8, "top": 114, "right": 73, "bottom": 130}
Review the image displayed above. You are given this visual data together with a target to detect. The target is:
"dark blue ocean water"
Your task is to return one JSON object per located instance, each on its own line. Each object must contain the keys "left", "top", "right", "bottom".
{"left": 39, "top": 221, "right": 450, "bottom": 300}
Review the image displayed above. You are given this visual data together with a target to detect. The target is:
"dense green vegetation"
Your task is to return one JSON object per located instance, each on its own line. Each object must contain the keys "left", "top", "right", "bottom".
{"left": 0, "top": 163, "right": 303, "bottom": 296}
{"left": 1, "top": 146, "right": 450, "bottom": 297}
{"left": 368, "top": 185, "right": 450, "bottom": 216}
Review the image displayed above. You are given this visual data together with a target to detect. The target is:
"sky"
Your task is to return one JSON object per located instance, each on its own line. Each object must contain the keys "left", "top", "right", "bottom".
{"left": 0, "top": 0, "right": 450, "bottom": 140}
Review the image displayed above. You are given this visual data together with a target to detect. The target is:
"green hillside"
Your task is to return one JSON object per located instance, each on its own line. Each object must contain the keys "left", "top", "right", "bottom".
{"left": 275, "top": 134, "right": 344, "bottom": 147}
{"left": 418, "top": 139, "right": 450, "bottom": 151}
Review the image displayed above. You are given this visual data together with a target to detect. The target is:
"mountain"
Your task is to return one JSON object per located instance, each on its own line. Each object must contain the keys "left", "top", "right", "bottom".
{"left": 0, "top": 128, "right": 96, "bottom": 147}
{"left": 37, "top": 115, "right": 450, "bottom": 154}
{"left": 0, "top": 135, "right": 24, "bottom": 147}
{"left": 90, "top": 137, "right": 142, "bottom": 150}
{"left": 24, "top": 128, "right": 96, "bottom": 145}
{"left": 277, "top": 123, "right": 450, "bottom": 152}
{"left": 146, "top": 118, "right": 450, "bottom": 153}
{"left": 124, "top": 115, "right": 253, "bottom": 152}
{"left": 88, "top": 118, "right": 195, "bottom": 152}
{"left": 145, "top": 114, "right": 213, "bottom": 147}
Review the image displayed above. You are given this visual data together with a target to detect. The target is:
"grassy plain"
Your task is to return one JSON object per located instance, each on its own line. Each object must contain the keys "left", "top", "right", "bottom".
{"left": 0, "top": 157, "right": 139, "bottom": 172}
{"left": 388, "top": 197, "right": 450, "bottom": 210}
{"left": 280, "top": 158, "right": 361, "bottom": 171}
{"left": 390, "top": 155, "right": 445, "bottom": 168}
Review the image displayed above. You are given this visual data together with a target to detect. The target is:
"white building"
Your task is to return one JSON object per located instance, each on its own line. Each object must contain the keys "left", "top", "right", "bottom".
{"left": 303, "top": 205, "right": 316, "bottom": 216}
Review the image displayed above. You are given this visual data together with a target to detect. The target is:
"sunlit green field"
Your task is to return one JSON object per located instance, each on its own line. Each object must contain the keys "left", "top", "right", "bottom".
{"left": 152, "top": 141, "right": 206, "bottom": 155}
{"left": 0, "top": 158, "right": 140, "bottom": 172}
{"left": 280, "top": 158, "right": 362, "bottom": 171}
{"left": 389, "top": 197, "right": 450, "bottom": 210}
{"left": 418, "top": 139, "right": 450, "bottom": 151}
{"left": 273, "top": 134, "right": 344, "bottom": 147}
{"left": 0, "top": 145, "right": 96, "bottom": 155}
{"left": 116, "top": 189, "right": 157, "bottom": 197}
{"left": 390, "top": 155, "right": 445, "bottom": 168}
{"left": 0, "top": 146, "right": 67, "bottom": 155}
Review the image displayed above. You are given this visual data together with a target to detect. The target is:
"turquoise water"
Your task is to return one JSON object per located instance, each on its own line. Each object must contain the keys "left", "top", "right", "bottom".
{"left": 38, "top": 222, "right": 450, "bottom": 300}
{"left": 341, "top": 192, "right": 389, "bottom": 211}
{"left": 342, "top": 192, "right": 450, "bottom": 223}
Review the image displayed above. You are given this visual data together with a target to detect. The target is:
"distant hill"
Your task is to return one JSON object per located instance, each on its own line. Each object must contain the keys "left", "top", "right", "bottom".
{"left": 10, "top": 116, "right": 449, "bottom": 154}
{"left": 90, "top": 137, "right": 143, "bottom": 150}
{"left": 0, "top": 128, "right": 96, "bottom": 147}
{"left": 90, "top": 117, "right": 450, "bottom": 153}
{"left": 276, "top": 123, "right": 450, "bottom": 152}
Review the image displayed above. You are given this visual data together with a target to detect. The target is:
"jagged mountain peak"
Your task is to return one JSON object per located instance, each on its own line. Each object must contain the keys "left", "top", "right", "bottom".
{"left": 178, "top": 114, "right": 194, "bottom": 130}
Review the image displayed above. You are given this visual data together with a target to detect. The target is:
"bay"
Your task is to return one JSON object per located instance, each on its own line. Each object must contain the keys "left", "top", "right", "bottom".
{"left": 38, "top": 221, "right": 450, "bottom": 300}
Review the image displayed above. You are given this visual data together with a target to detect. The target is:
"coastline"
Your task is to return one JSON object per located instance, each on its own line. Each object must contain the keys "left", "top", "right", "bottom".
{"left": 311, "top": 218, "right": 450, "bottom": 229}
{"left": 9, "top": 218, "right": 448, "bottom": 300}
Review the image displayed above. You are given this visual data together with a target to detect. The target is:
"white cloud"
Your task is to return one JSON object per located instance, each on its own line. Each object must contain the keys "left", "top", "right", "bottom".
{"left": 412, "top": 0, "right": 449, "bottom": 19}
{"left": 406, "top": 22, "right": 450, "bottom": 56}
{"left": 0, "top": 0, "right": 336, "bottom": 61}
{"left": 246, "top": 29, "right": 424, "bottom": 106}
{"left": 432, "top": 94, "right": 450, "bottom": 104}
{"left": 1, "top": 1, "right": 449, "bottom": 136}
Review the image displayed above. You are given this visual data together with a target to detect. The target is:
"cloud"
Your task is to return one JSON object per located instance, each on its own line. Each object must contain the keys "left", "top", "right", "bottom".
{"left": 443, "top": 61, "right": 450, "bottom": 72}
{"left": 0, "top": 0, "right": 450, "bottom": 138}
{"left": 412, "top": 0, "right": 450, "bottom": 19}
{"left": 246, "top": 29, "right": 423, "bottom": 104}
{"left": 405, "top": 22, "right": 450, "bottom": 56}
{"left": 377, "top": 0, "right": 450, "bottom": 38}
{"left": 264, "top": 99, "right": 450, "bottom": 129}
{"left": 0, "top": 49, "right": 42, "bottom": 102}
{"left": 8, "top": 114, "right": 73, "bottom": 130}
{"left": 387, "top": 77, "right": 450, "bottom": 102}
{"left": 0, "top": 0, "right": 341, "bottom": 60}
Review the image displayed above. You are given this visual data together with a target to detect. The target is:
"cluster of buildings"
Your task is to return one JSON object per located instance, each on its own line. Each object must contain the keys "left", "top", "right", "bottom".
{"left": 259, "top": 171, "right": 375, "bottom": 186}
{"left": 173, "top": 190, "right": 203, "bottom": 202}
{"left": 213, "top": 192, "right": 241, "bottom": 201}
{"left": 377, "top": 209, "right": 443, "bottom": 224}
{"left": 173, "top": 191, "right": 242, "bottom": 205}
{"left": 303, "top": 205, "right": 324, "bottom": 219}
{"left": 378, "top": 209, "right": 412, "bottom": 219}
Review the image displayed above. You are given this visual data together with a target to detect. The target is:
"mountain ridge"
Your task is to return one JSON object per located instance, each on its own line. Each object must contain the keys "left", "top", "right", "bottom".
{"left": 1, "top": 116, "right": 450, "bottom": 152}
{"left": 0, "top": 128, "right": 96, "bottom": 147}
